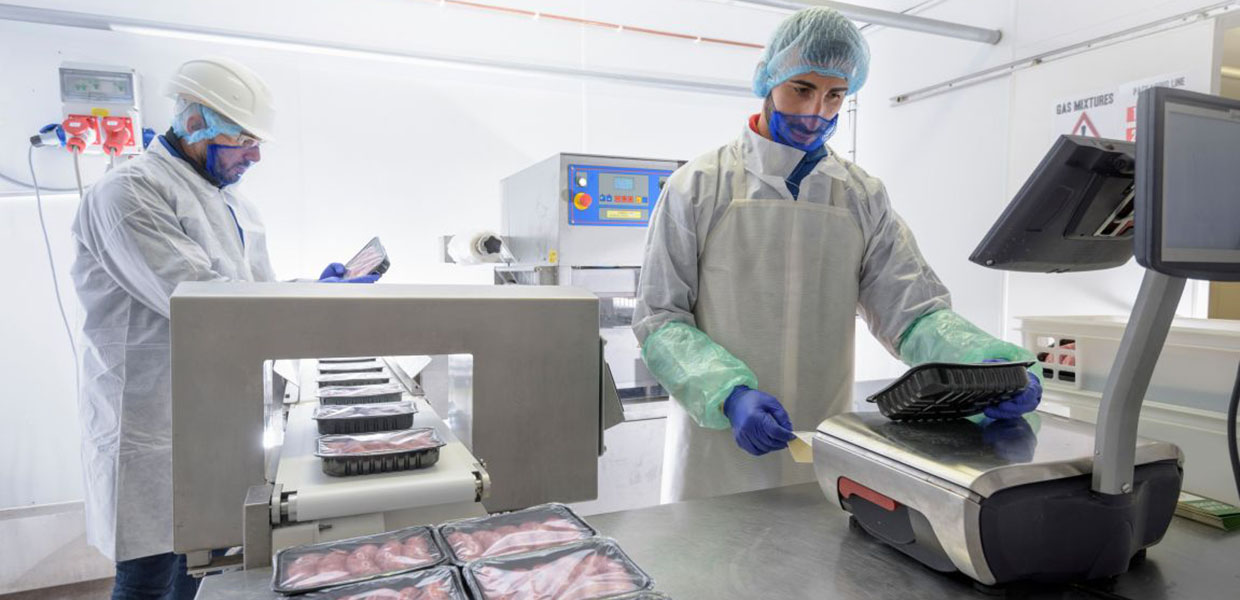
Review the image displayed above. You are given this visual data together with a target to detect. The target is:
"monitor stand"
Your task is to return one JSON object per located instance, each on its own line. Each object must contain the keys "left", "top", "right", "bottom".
{"left": 1094, "top": 270, "right": 1186, "bottom": 495}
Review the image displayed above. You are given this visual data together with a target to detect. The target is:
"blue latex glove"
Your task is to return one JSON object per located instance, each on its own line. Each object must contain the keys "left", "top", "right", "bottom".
{"left": 723, "top": 386, "right": 797, "bottom": 456}
{"left": 318, "top": 262, "right": 380, "bottom": 284}
{"left": 982, "top": 359, "right": 1042, "bottom": 420}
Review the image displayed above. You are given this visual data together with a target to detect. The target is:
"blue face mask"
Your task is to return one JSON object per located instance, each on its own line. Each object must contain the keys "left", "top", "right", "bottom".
{"left": 205, "top": 143, "right": 259, "bottom": 187}
{"left": 769, "top": 110, "right": 838, "bottom": 152}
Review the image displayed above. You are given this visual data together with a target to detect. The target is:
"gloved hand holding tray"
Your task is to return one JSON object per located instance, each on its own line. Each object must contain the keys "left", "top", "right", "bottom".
{"left": 867, "top": 361, "right": 1035, "bottom": 421}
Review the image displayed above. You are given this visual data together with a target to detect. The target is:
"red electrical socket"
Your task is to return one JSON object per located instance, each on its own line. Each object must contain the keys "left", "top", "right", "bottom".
{"left": 62, "top": 115, "right": 99, "bottom": 154}
{"left": 100, "top": 116, "right": 135, "bottom": 156}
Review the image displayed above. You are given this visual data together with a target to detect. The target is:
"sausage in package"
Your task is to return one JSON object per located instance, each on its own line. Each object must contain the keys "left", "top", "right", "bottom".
{"left": 316, "top": 428, "right": 445, "bottom": 476}
{"left": 317, "top": 383, "right": 406, "bottom": 406}
{"left": 437, "top": 503, "right": 596, "bottom": 563}
{"left": 313, "top": 401, "right": 417, "bottom": 435}
{"left": 272, "top": 526, "right": 446, "bottom": 594}
{"left": 463, "top": 537, "right": 654, "bottom": 600}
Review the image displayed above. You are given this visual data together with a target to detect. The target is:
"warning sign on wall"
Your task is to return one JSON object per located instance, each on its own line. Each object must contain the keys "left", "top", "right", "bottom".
{"left": 1050, "top": 72, "right": 1197, "bottom": 144}
{"left": 1052, "top": 90, "right": 1119, "bottom": 141}
{"left": 1117, "top": 73, "right": 1194, "bottom": 141}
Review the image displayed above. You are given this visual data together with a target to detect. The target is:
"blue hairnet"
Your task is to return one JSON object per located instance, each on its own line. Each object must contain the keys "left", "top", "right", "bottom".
{"left": 753, "top": 6, "right": 870, "bottom": 98}
{"left": 172, "top": 98, "right": 243, "bottom": 145}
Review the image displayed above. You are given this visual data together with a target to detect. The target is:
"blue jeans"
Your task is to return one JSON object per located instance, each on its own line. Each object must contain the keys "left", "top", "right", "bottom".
{"left": 112, "top": 552, "right": 200, "bottom": 600}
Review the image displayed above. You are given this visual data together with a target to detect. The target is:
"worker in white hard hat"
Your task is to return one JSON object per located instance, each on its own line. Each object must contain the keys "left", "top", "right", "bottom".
{"left": 70, "top": 57, "right": 377, "bottom": 600}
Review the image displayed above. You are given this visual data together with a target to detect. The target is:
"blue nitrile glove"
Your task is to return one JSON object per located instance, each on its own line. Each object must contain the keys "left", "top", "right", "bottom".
{"left": 318, "top": 262, "right": 380, "bottom": 284}
{"left": 723, "top": 385, "right": 797, "bottom": 456}
{"left": 982, "top": 359, "right": 1042, "bottom": 420}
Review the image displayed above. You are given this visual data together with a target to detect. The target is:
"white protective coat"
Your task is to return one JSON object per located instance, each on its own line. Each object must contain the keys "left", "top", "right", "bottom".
{"left": 70, "top": 139, "right": 277, "bottom": 561}
{"left": 633, "top": 124, "right": 951, "bottom": 503}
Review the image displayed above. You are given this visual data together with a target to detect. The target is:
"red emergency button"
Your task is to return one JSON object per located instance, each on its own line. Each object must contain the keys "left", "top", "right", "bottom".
{"left": 573, "top": 192, "right": 592, "bottom": 210}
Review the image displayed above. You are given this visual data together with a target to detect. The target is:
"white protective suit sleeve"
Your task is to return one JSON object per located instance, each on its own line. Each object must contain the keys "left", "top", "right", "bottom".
{"left": 76, "top": 170, "right": 231, "bottom": 319}
{"left": 632, "top": 170, "right": 706, "bottom": 345}
{"left": 852, "top": 171, "right": 952, "bottom": 356}
{"left": 633, "top": 164, "right": 757, "bottom": 429}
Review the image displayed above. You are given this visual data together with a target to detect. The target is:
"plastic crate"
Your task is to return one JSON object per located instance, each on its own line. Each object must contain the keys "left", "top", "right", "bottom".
{"left": 1016, "top": 315, "right": 1240, "bottom": 412}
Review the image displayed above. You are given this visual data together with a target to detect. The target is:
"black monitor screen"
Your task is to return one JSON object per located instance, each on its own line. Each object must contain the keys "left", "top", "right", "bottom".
{"left": 1136, "top": 87, "right": 1240, "bottom": 280}
{"left": 1162, "top": 106, "right": 1240, "bottom": 256}
{"left": 970, "top": 136, "right": 1136, "bottom": 273}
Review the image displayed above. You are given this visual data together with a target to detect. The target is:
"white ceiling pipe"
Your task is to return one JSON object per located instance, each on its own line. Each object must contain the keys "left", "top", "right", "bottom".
{"left": 732, "top": 0, "right": 1002, "bottom": 44}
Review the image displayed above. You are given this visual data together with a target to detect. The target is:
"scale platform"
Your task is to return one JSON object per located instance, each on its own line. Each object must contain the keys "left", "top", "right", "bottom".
{"left": 813, "top": 412, "right": 1183, "bottom": 585}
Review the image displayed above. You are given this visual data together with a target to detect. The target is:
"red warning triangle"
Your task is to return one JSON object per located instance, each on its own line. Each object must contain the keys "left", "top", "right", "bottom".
{"left": 1072, "top": 111, "right": 1100, "bottom": 137}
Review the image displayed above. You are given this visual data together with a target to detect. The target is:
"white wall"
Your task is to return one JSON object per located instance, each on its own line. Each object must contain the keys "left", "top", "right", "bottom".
{"left": 0, "top": 0, "right": 784, "bottom": 510}
{"left": 851, "top": 0, "right": 1016, "bottom": 380}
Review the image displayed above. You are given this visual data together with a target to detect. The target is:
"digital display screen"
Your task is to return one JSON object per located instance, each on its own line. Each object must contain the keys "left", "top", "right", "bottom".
{"left": 600, "top": 173, "right": 649, "bottom": 198}
{"left": 1162, "top": 106, "right": 1240, "bottom": 256}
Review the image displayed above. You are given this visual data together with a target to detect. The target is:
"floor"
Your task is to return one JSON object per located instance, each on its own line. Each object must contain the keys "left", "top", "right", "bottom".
{"left": 0, "top": 578, "right": 111, "bottom": 600}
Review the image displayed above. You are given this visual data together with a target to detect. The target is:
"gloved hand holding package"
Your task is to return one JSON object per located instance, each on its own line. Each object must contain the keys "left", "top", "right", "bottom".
{"left": 724, "top": 386, "right": 797, "bottom": 456}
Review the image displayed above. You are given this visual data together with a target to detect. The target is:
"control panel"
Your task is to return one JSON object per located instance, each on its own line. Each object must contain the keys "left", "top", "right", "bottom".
{"left": 567, "top": 163, "right": 672, "bottom": 227}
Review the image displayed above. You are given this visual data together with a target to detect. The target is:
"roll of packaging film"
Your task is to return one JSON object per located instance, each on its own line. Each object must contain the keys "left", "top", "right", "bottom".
{"left": 447, "top": 231, "right": 510, "bottom": 265}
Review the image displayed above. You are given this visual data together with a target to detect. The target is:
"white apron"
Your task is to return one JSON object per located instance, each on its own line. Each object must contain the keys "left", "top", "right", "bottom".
{"left": 660, "top": 157, "right": 863, "bottom": 503}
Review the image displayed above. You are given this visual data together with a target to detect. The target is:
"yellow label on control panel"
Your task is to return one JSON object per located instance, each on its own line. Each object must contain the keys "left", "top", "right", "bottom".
{"left": 604, "top": 209, "right": 644, "bottom": 220}
{"left": 548, "top": 250, "right": 559, "bottom": 264}
{"left": 90, "top": 107, "right": 110, "bottom": 117}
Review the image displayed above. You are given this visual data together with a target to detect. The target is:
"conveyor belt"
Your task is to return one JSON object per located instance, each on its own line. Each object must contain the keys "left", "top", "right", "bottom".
{"left": 274, "top": 398, "right": 480, "bottom": 522}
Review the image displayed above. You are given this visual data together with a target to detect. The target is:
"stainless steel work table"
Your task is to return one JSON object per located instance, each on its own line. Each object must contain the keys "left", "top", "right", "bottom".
{"left": 196, "top": 483, "right": 1240, "bottom": 599}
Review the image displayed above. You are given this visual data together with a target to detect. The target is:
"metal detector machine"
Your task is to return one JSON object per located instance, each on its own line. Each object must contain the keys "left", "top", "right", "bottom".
{"left": 813, "top": 88, "right": 1240, "bottom": 585}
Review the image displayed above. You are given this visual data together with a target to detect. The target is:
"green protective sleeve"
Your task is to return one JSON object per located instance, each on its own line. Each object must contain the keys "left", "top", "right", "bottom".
{"left": 898, "top": 309, "right": 1043, "bottom": 383}
{"left": 640, "top": 321, "right": 759, "bottom": 430}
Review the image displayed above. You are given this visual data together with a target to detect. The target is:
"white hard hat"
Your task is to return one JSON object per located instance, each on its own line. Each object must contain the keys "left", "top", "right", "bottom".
{"left": 164, "top": 57, "right": 276, "bottom": 142}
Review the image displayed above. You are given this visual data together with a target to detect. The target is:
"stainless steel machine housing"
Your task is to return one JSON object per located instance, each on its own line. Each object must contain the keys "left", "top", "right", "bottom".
{"left": 497, "top": 153, "right": 684, "bottom": 405}
{"left": 170, "top": 282, "right": 603, "bottom": 566}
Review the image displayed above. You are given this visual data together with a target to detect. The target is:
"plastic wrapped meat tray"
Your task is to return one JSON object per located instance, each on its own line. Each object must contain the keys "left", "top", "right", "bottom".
{"left": 463, "top": 538, "right": 653, "bottom": 600}
{"left": 313, "top": 401, "right": 417, "bottom": 435}
{"left": 437, "top": 503, "right": 596, "bottom": 564}
{"left": 317, "top": 383, "right": 406, "bottom": 406}
{"left": 867, "top": 361, "right": 1034, "bottom": 421}
{"left": 317, "top": 428, "right": 445, "bottom": 476}
{"left": 272, "top": 526, "right": 446, "bottom": 594}
{"left": 319, "top": 372, "right": 391, "bottom": 388}
{"left": 319, "top": 361, "right": 386, "bottom": 375}
{"left": 299, "top": 567, "right": 468, "bottom": 600}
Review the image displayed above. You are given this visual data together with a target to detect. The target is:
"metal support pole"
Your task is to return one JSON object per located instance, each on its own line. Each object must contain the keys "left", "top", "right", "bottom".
{"left": 1092, "top": 270, "right": 1186, "bottom": 495}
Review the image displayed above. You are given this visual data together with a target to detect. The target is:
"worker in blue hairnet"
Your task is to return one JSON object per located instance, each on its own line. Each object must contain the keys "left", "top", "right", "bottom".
{"left": 633, "top": 6, "right": 1042, "bottom": 503}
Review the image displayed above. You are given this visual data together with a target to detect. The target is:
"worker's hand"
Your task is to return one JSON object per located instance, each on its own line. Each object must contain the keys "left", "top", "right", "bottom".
{"left": 982, "top": 359, "right": 1042, "bottom": 419}
{"left": 723, "top": 386, "right": 797, "bottom": 456}
{"left": 318, "top": 262, "right": 380, "bottom": 284}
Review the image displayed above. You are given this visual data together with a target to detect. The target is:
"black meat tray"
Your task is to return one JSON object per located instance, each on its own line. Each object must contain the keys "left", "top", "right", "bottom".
{"left": 867, "top": 361, "right": 1034, "bottom": 421}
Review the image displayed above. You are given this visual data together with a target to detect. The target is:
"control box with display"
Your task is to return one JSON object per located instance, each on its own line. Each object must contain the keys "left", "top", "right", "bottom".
{"left": 58, "top": 63, "right": 143, "bottom": 156}
{"left": 567, "top": 164, "right": 672, "bottom": 227}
